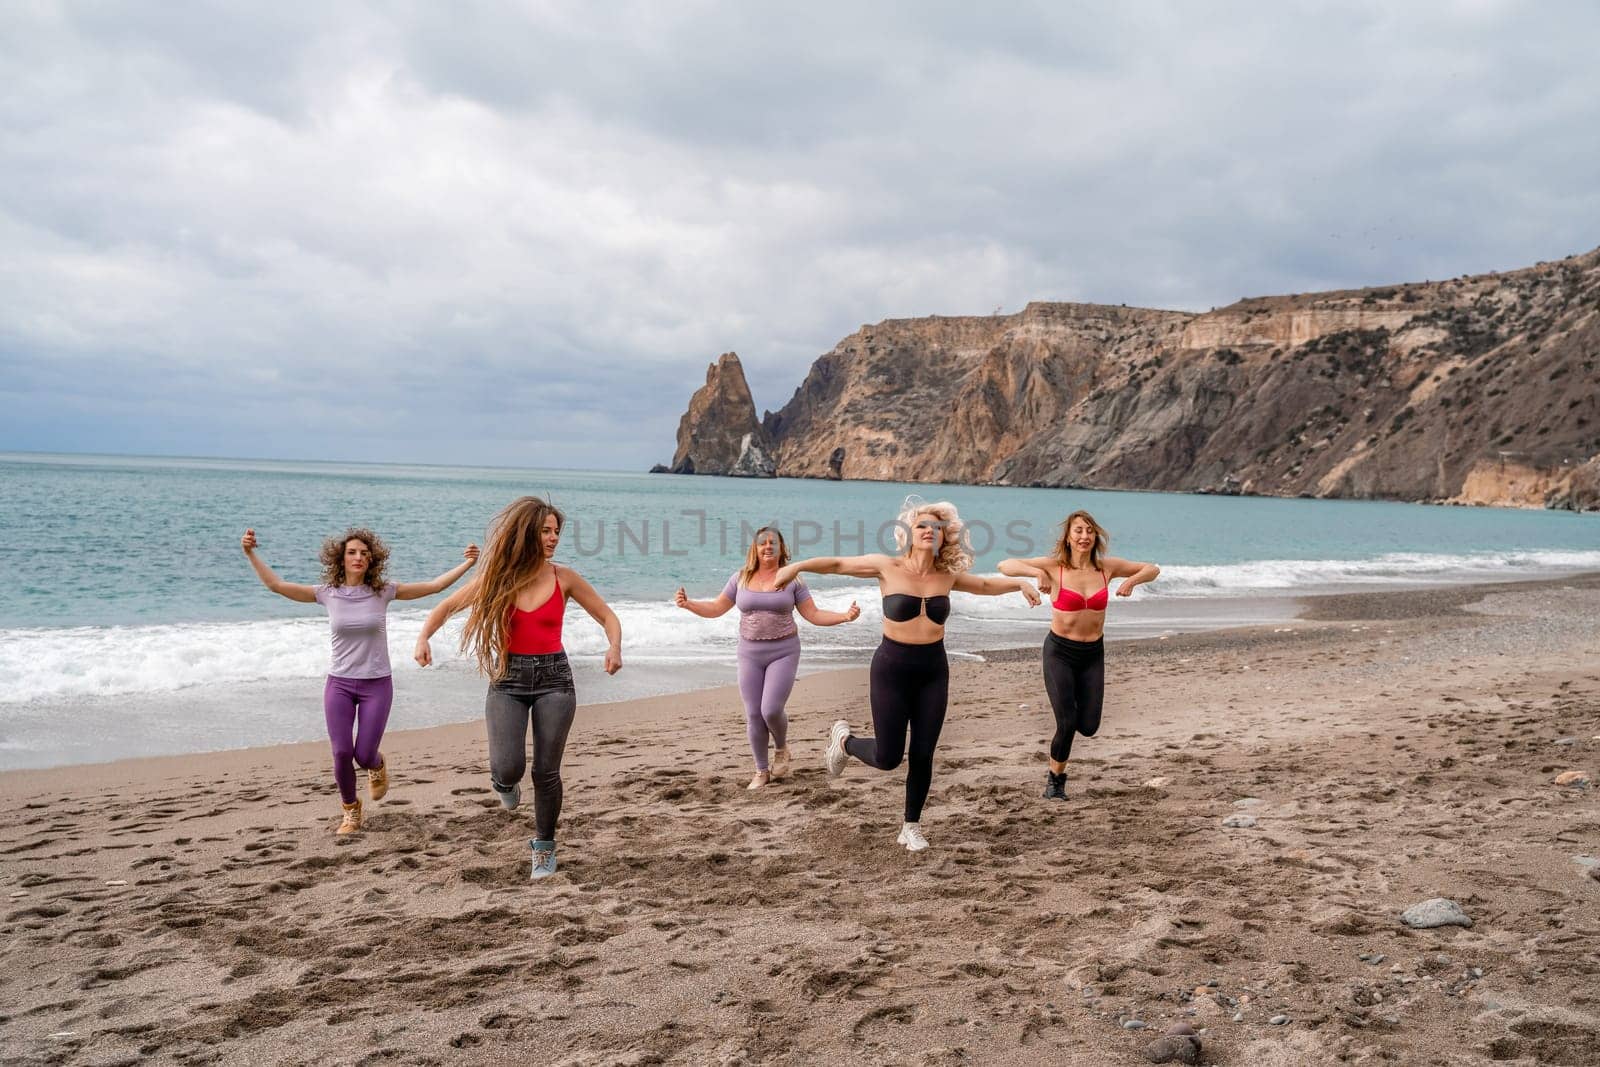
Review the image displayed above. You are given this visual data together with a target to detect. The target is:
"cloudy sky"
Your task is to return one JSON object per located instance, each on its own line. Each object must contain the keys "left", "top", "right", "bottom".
{"left": 3, "top": 1, "right": 1597, "bottom": 470}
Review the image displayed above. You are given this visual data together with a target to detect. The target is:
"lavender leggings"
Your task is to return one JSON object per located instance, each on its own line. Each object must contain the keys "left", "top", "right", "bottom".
{"left": 324, "top": 674, "right": 393, "bottom": 804}
{"left": 738, "top": 634, "right": 801, "bottom": 771}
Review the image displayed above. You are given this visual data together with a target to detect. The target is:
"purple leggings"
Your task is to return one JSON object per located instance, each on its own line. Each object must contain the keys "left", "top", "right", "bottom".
{"left": 737, "top": 635, "right": 801, "bottom": 771}
{"left": 324, "top": 674, "right": 393, "bottom": 804}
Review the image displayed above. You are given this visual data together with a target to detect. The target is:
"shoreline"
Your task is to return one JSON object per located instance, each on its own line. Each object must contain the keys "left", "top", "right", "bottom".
{"left": 3, "top": 573, "right": 1594, "bottom": 781}
{"left": 3, "top": 572, "right": 1598, "bottom": 1065}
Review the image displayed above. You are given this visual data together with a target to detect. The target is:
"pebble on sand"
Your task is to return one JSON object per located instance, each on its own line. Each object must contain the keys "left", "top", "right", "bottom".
{"left": 1144, "top": 777, "right": 1172, "bottom": 788}
{"left": 1269, "top": 1014, "right": 1290, "bottom": 1025}
{"left": 1222, "top": 814, "right": 1258, "bottom": 829}
{"left": 1142, "top": 1034, "right": 1201, "bottom": 1064}
{"left": 1553, "top": 770, "right": 1591, "bottom": 786}
{"left": 1400, "top": 898, "right": 1473, "bottom": 929}
{"left": 1122, "top": 1019, "right": 1148, "bottom": 1030}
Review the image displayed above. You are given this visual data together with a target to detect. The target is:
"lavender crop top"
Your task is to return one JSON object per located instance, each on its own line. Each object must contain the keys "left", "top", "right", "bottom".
{"left": 722, "top": 572, "right": 812, "bottom": 641}
{"left": 315, "top": 582, "right": 399, "bottom": 678}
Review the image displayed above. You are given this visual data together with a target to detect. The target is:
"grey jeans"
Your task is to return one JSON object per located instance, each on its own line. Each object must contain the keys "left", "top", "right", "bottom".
{"left": 486, "top": 653, "right": 577, "bottom": 841}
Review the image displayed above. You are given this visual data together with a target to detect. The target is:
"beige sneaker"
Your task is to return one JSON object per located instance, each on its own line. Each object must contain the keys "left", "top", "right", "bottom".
{"left": 747, "top": 770, "right": 770, "bottom": 791}
{"left": 771, "top": 747, "right": 792, "bottom": 780}
{"left": 337, "top": 800, "right": 363, "bottom": 835}
{"left": 367, "top": 756, "right": 389, "bottom": 802}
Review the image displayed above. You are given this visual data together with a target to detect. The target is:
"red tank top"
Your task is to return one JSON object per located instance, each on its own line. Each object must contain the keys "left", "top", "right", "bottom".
{"left": 507, "top": 575, "right": 565, "bottom": 654}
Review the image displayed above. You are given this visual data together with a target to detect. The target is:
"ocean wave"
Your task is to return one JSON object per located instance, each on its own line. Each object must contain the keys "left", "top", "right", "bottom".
{"left": 2, "top": 550, "right": 1595, "bottom": 703}
{"left": 1144, "top": 549, "right": 1600, "bottom": 597}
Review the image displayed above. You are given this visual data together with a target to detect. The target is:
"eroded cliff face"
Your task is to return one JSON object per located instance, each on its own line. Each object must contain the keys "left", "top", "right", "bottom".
{"left": 669, "top": 353, "right": 775, "bottom": 477}
{"left": 669, "top": 249, "right": 1600, "bottom": 508}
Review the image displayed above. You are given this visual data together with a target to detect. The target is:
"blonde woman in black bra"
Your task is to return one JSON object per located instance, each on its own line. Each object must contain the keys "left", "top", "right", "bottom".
{"left": 775, "top": 497, "right": 1040, "bottom": 851}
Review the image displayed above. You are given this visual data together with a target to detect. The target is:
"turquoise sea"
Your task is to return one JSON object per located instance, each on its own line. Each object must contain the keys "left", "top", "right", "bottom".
{"left": 2, "top": 452, "right": 1596, "bottom": 770}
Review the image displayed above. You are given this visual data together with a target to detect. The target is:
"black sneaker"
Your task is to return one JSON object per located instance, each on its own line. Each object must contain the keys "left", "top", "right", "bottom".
{"left": 1042, "top": 771, "right": 1068, "bottom": 801}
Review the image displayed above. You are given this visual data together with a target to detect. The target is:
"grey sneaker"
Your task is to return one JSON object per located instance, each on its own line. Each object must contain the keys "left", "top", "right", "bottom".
{"left": 897, "top": 822, "right": 930, "bottom": 852}
{"left": 825, "top": 720, "right": 852, "bottom": 778}
{"left": 530, "top": 839, "right": 558, "bottom": 880}
{"left": 495, "top": 781, "right": 521, "bottom": 810}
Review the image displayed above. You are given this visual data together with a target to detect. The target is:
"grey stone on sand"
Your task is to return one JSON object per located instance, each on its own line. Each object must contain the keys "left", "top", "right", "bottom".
{"left": 1143, "top": 1034, "right": 1201, "bottom": 1064}
{"left": 1122, "top": 1018, "right": 1148, "bottom": 1030}
{"left": 1400, "top": 898, "right": 1473, "bottom": 929}
{"left": 1222, "top": 814, "right": 1258, "bottom": 829}
{"left": 1270, "top": 1014, "right": 1290, "bottom": 1025}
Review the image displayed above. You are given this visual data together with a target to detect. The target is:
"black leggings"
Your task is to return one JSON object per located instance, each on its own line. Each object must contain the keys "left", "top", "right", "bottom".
{"left": 1042, "top": 633, "right": 1104, "bottom": 763}
{"left": 844, "top": 636, "right": 949, "bottom": 823}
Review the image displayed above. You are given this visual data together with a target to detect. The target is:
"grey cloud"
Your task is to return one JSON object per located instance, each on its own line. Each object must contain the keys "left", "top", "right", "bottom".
{"left": 1, "top": 1, "right": 1597, "bottom": 468}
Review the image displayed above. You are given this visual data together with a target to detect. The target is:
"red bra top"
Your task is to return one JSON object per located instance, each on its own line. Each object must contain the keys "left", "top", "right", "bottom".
{"left": 1052, "top": 568, "right": 1109, "bottom": 613}
{"left": 507, "top": 575, "right": 565, "bottom": 654}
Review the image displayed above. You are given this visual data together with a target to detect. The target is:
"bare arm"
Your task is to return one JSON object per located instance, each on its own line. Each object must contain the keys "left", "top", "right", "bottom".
{"left": 797, "top": 597, "right": 861, "bottom": 627}
{"left": 775, "top": 554, "right": 889, "bottom": 587}
{"left": 562, "top": 566, "right": 623, "bottom": 675}
{"left": 1104, "top": 556, "right": 1160, "bottom": 597}
{"left": 240, "top": 529, "right": 317, "bottom": 603}
{"left": 395, "top": 544, "right": 480, "bottom": 601}
{"left": 413, "top": 578, "right": 478, "bottom": 667}
{"left": 952, "top": 572, "right": 1042, "bottom": 606}
{"left": 674, "top": 587, "right": 735, "bottom": 618}
{"left": 998, "top": 555, "right": 1057, "bottom": 594}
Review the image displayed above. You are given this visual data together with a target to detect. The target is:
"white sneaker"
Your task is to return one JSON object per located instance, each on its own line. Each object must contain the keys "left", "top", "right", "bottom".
{"left": 825, "top": 720, "right": 852, "bottom": 778}
{"left": 897, "top": 822, "right": 930, "bottom": 852}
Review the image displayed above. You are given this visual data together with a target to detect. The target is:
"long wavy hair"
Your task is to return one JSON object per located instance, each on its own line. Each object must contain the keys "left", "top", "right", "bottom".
{"left": 319, "top": 527, "right": 389, "bottom": 591}
{"left": 460, "top": 496, "right": 565, "bottom": 680}
{"left": 1054, "top": 509, "right": 1109, "bottom": 571}
{"left": 738, "top": 526, "right": 790, "bottom": 586}
{"left": 893, "top": 496, "right": 973, "bottom": 574}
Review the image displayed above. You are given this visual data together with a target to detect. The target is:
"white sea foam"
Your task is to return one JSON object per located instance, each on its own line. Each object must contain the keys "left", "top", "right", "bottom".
{"left": 2, "top": 549, "right": 1596, "bottom": 704}
{"left": 1145, "top": 549, "right": 1600, "bottom": 597}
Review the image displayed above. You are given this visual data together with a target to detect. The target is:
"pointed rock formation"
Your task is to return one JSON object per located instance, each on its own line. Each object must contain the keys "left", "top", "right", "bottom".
{"left": 670, "top": 353, "right": 776, "bottom": 477}
{"left": 665, "top": 247, "right": 1600, "bottom": 508}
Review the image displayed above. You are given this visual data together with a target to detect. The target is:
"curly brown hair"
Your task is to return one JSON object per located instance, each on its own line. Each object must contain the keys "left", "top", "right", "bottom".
{"left": 319, "top": 527, "right": 390, "bottom": 591}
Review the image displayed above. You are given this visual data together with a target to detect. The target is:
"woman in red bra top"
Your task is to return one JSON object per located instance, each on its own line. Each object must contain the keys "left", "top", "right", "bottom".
{"left": 999, "top": 509, "right": 1160, "bottom": 802}
{"left": 414, "top": 496, "right": 623, "bottom": 881}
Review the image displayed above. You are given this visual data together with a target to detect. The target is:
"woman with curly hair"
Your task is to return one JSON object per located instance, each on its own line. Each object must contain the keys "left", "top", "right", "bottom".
{"left": 999, "top": 509, "right": 1160, "bottom": 801}
{"left": 774, "top": 497, "right": 1041, "bottom": 851}
{"left": 241, "top": 527, "right": 478, "bottom": 834}
{"left": 413, "top": 496, "right": 622, "bottom": 881}
{"left": 674, "top": 525, "right": 861, "bottom": 791}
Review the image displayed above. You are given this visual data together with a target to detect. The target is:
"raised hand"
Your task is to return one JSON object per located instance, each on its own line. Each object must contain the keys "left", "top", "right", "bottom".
{"left": 674, "top": 587, "right": 689, "bottom": 609}
{"left": 241, "top": 528, "right": 258, "bottom": 554}
{"left": 1019, "top": 582, "right": 1042, "bottom": 607}
{"left": 844, "top": 600, "right": 861, "bottom": 622}
{"left": 464, "top": 544, "right": 480, "bottom": 564}
{"left": 1117, "top": 580, "right": 1137, "bottom": 598}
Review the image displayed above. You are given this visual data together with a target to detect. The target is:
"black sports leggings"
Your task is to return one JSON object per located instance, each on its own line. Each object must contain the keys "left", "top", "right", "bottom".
{"left": 845, "top": 636, "right": 949, "bottom": 823}
{"left": 1042, "top": 633, "right": 1104, "bottom": 763}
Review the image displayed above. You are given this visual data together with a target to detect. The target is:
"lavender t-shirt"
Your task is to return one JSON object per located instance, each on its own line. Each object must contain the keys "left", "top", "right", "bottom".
{"left": 722, "top": 572, "right": 812, "bottom": 641}
{"left": 315, "top": 582, "right": 399, "bottom": 679}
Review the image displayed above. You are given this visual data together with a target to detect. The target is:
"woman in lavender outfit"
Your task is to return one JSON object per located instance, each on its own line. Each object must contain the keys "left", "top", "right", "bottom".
{"left": 242, "top": 527, "right": 477, "bottom": 834}
{"left": 676, "top": 526, "right": 860, "bottom": 790}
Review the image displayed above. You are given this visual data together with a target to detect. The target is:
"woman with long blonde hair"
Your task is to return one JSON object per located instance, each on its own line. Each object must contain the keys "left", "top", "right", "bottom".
{"left": 414, "top": 497, "right": 621, "bottom": 880}
{"left": 774, "top": 497, "right": 1040, "bottom": 851}
{"left": 675, "top": 525, "right": 860, "bottom": 790}
{"left": 1000, "top": 509, "right": 1159, "bottom": 801}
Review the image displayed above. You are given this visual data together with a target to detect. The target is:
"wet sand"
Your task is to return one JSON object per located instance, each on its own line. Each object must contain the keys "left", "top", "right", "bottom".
{"left": 2, "top": 576, "right": 1598, "bottom": 1066}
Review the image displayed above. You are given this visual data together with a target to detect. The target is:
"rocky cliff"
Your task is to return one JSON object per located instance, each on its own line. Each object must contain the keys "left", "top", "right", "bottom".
{"left": 663, "top": 248, "right": 1600, "bottom": 509}
{"left": 667, "top": 352, "right": 775, "bottom": 477}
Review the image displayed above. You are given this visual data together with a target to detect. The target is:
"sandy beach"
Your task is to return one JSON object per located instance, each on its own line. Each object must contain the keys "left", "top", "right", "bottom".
{"left": 3, "top": 576, "right": 1598, "bottom": 1066}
